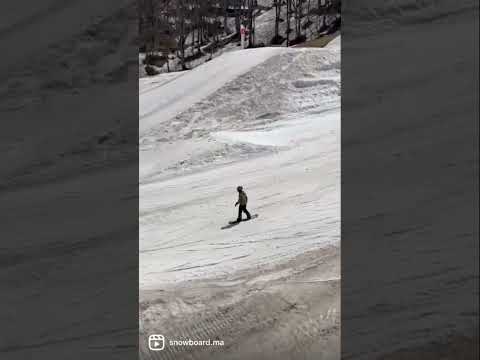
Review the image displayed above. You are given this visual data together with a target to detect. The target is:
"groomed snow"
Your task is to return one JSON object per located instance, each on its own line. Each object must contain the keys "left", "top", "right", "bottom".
{"left": 140, "top": 42, "right": 340, "bottom": 289}
{"left": 140, "top": 47, "right": 288, "bottom": 135}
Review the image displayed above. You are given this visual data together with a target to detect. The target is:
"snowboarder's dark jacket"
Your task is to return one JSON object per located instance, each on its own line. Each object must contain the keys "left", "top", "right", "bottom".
{"left": 237, "top": 191, "right": 248, "bottom": 206}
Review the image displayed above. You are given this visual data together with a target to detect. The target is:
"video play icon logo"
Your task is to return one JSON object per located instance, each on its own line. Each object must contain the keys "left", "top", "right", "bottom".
{"left": 148, "top": 334, "right": 165, "bottom": 351}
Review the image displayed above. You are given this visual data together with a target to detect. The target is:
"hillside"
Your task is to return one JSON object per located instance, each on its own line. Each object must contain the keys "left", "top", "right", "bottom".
{"left": 139, "top": 37, "right": 340, "bottom": 358}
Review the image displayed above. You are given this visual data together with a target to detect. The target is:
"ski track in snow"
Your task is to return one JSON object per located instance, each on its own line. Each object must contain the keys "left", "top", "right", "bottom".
{"left": 140, "top": 39, "right": 340, "bottom": 289}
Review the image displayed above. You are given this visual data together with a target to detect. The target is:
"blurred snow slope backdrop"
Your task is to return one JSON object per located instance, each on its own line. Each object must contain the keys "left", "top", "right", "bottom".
{"left": 139, "top": 38, "right": 340, "bottom": 289}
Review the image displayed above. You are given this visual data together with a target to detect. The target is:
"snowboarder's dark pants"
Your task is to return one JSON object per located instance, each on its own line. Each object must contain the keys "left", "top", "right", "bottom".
{"left": 237, "top": 205, "right": 251, "bottom": 221}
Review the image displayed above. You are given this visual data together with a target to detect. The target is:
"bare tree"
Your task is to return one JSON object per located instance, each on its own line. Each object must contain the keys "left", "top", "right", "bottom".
{"left": 292, "top": 0, "right": 302, "bottom": 40}
{"left": 246, "top": 0, "right": 257, "bottom": 47}
{"left": 175, "top": 0, "right": 187, "bottom": 69}
{"left": 286, "top": 0, "right": 292, "bottom": 46}
{"left": 273, "top": 0, "right": 282, "bottom": 43}
{"left": 138, "top": 0, "right": 175, "bottom": 71}
{"left": 306, "top": 0, "right": 311, "bottom": 23}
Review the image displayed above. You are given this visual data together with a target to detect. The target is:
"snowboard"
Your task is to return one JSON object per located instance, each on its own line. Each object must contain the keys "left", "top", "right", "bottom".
{"left": 228, "top": 214, "right": 259, "bottom": 225}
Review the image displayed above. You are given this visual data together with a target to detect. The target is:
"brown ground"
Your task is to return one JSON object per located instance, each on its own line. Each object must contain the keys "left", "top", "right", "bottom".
{"left": 139, "top": 245, "right": 340, "bottom": 360}
{"left": 294, "top": 32, "right": 340, "bottom": 48}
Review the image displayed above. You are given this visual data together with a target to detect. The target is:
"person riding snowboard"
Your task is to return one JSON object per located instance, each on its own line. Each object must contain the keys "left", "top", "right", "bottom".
{"left": 235, "top": 186, "right": 251, "bottom": 222}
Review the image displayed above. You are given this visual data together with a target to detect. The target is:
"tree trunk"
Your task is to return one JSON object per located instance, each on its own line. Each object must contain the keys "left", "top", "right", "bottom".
{"left": 223, "top": 0, "right": 228, "bottom": 32}
{"left": 286, "top": 0, "right": 291, "bottom": 46}
{"left": 235, "top": 0, "right": 241, "bottom": 35}
{"left": 248, "top": 0, "right": 254, "bottom": 47}
{"left": 176, "top": 0, "right": 186, "bottom": 70}
{"left": 274, "top": 0, "right": 280, "bottom": 40}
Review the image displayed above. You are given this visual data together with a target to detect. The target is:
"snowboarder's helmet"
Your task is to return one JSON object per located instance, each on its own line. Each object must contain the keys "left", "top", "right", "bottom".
{"left": 237, "top": 186, "right": 243, "bottom": 192}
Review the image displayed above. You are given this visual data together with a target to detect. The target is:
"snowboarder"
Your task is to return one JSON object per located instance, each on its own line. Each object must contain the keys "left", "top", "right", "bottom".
{"left": 235, "top": 186, "right": 251, "bottom": 222}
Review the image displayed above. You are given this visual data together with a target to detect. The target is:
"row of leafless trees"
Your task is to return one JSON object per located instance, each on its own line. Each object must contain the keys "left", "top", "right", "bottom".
{"left": 139, "top": 0, "right": 258, "bottom": 70}
{"left": 278, "top": 0, "right": 337, "bottom": 46}
{"left": 138, "top": 0, "right": 339, "bottom": 71}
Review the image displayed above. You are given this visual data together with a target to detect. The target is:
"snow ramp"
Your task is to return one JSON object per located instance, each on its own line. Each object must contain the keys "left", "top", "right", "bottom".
{"left": 139, "top": 47, "right": 287, "bottom": 135}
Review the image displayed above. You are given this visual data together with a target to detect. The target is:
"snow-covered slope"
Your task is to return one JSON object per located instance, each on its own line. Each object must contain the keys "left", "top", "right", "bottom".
{"left": 139, "top": 47, "right": 285, "bottom": 134}
{"left": 139, "top": 40, "right": 340, "bottom": 289}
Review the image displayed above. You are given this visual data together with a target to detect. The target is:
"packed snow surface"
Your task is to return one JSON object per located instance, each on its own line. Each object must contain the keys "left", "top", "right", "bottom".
{"left": 139, "top": 48, "right": 286, "bottom": 135}
{"left": 140, "top": 39, "right": 340, "bottom": 289}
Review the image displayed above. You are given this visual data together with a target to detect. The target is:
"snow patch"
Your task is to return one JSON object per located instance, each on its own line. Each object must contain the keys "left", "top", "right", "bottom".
{"left": 139, "top": 46, "right": 340, "bottom": 288}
